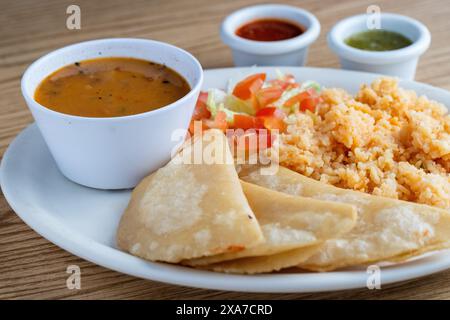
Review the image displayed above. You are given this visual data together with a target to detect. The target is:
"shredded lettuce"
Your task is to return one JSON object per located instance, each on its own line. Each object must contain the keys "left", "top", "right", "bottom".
{"left": 206, "top": 73, "right": 322, "bottom": 122}
{"left": 275, "top": 68, "right": 285, "bottom": 80}
{"left": 226, "top": 79, "right": 234, "bottom": 95}
{"left": 206, "top": 89, "right": 242, "bottom": 123}
{"left": 301, "top": 80, "right": 321, "bottom": 93}
{"left": 225, "top": 95, "right": 256, "bottom": 115}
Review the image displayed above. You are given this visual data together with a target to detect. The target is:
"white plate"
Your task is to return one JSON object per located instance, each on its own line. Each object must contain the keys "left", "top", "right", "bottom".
{"left": 2, "top": 67, "right": 450, "bottom": 293}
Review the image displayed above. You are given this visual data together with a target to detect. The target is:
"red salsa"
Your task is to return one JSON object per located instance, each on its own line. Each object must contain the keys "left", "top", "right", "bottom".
{"left": 236, "top": 19, "right": 304, "bottom": 42}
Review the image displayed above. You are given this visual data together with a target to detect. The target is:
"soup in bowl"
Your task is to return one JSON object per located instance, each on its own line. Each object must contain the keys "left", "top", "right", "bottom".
{"left": 21, "top": 38, "right": 203, "bottom": 189}
{"left": 34, "top": 57, "right": 191, "bottom": 117}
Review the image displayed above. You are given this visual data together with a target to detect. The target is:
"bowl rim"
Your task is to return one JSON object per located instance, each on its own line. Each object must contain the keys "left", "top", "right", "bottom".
{"left": 220, "top": 4, "right": 321, "bottom": 55}
{"left": 327, "top": 13, "right": 431, "bottom": 64}
{"left": 21, "top": 38, "right": 204, "bottom": 122}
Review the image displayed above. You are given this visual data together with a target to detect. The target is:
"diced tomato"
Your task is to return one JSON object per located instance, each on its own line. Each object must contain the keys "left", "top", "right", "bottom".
{"left": 232, "top": 73, "right": 266, "bottom": 100}
{"left": 192, "top": 91, "right": 211, "bottom": 120}
{"left": 299, "top": 98, "right": 317, "bottom": 112}
{"left": 198, "top": 91, "right": 208, "bottom": 104}
{"left": 284, "top": 88, "right": 320, "bottom": 112}
{"left": 255, "top": 106, "right": 285, "bottom": 118}
{"left": 261, "top": 117, "right": 286, "bottom": 132}
{"left": 232, "top": 114, "right": 264, "bottom": 130}
{"left": 255, "top": 107, "right": 286, "bottom": 132}
{"left": 256, "top": 86, "right": 283, "bottom": 108}
{"left": 281, "top": 74, "right": 297, "bottom": 89}
{"left": 268, "top": 79, "right": 283, "bottom": 89}
{"left": 283, "top": 74, "right": 296, "bottom": 83}
{"left": 204, "top": 111, "right": 228, "bottom": 131}
{"left": 249, "top": 93, "right": 260, "bottom": 112}
{"left": 285, "top": 91, "right": 310, "bottom": 107}
{"left": 268, "top": 74, "right": 296, "bottom": 90}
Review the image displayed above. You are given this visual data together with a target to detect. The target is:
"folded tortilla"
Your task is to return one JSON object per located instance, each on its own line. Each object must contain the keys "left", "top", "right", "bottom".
{"left": 116, "top": 130, "right": 264, "bottom": 263}
{"left": 204, "top": 244, "right": 323, "bottom": 274}
{"left": 184, "top": 181, "right": 357, "bottom": 266}
{"left": 239, "top": 164, "right": 450, "bottom": 271}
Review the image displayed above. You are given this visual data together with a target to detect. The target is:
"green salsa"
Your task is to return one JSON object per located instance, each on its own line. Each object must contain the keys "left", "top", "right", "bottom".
{"left": 345, "top": 30, "right": 412, "bottom": 51}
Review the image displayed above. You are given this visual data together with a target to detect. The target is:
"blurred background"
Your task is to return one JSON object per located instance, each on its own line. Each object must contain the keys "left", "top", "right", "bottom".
{"left": 2, "top": 1, "right": 448, "bottom": 70}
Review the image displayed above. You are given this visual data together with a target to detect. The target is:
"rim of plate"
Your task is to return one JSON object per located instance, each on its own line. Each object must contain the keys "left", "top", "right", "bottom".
{"left": 1, "top": 67, "right": 450, "bottom": 293}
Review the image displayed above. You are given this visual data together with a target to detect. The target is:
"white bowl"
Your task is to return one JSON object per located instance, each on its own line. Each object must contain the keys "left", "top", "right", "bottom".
{"left": 221, "top": 4, "right": 320, "bottom": 66}
{"left": 328, "top": 13, "right": 431, "bottom": 80}
{"left": 21, "top": 38, "right": 203, "bottom": 189}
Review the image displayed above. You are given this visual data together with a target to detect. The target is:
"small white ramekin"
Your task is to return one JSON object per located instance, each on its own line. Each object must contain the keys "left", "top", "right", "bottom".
{"left": 221, "top": 4, "right": 320, "bottom": 66}
{"left": 21, "top": 38, "right": 203, "bottom": 189}
{"left": 328, "top": 13, "right": 431, "bottom": 80}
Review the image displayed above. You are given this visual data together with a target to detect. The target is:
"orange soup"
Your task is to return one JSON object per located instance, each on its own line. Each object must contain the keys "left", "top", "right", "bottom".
{"left": 34, "top": 57, "right": 191, "bottom": 117}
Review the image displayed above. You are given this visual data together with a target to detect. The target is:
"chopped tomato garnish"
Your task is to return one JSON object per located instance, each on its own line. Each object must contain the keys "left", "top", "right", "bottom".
{"left": 232, "top": 114, "right": 264, "bottom": 130}
{"left": 285, "top": 91, "right": 310, "bottom": 107}
{"left": 255, "top": 106, "right": 285, "bottom": 118}
{"left": 204, "top": 111, "right": 228, "bottom": 131}
{"left": 256, "top": 86, "right": 283, "bottom": 108}
{"left": 284, "top": 88, "right": 320, "bottom": 112}
{"left": 198, "top": 91, "right": 208, "bottom": 104}
{"left": 256, "top": 107, "right": 286, "bottom": 132}
{"left": 299, "top": 98, "right": 317, "bottom": 112}
{"left": 232, "top": 73, "right": 266, "bottom": 100}
{"left": 192, "top": 91, "right": 211, "bottom": 120}
{"left": 249, "top": 93, "right": 260, "bottom": 112}
{"left": 260, "top": 117, "right": 286, "bottom": 132}
{"left": 268, "top": 74, "right": 296, "bottom": 90}
{"left": 283, "top": 74, "right": 296, "bottom": 83}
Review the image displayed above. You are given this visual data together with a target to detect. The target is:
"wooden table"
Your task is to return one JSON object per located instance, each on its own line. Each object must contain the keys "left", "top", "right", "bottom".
{"left": 1, "top": 0, "right": 450, "bottom": 300}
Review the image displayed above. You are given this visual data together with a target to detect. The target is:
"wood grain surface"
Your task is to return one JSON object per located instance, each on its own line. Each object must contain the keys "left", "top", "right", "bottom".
{"left": 1, "top": 0, "right": 450, "bottom": 300}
